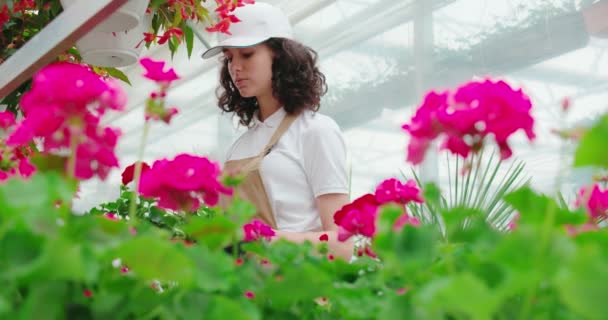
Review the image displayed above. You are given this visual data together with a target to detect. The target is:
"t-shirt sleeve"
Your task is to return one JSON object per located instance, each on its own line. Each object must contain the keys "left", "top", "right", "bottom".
{"left": 301, "top": 117, "right": 349, "bottom": 197}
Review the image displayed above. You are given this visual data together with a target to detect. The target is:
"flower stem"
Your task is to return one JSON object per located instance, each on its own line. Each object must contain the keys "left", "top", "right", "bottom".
{"left": 67, "top": 132, "right": 78, "bottom": 179}
{"left": 128, "top": 121, "right": 151, "bottom": 225}
{"left": 518, "top": 200, "right": 557, "bottom": 320}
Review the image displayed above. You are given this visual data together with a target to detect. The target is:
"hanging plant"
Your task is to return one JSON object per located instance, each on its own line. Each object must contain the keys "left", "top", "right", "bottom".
{"left": 0, "top": 0, "right": 251, "bottom": 114}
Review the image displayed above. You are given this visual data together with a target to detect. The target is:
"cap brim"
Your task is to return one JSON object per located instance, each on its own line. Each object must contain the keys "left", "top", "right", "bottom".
{"left": 201, "top": 36, "right": 270, "bottom": 59}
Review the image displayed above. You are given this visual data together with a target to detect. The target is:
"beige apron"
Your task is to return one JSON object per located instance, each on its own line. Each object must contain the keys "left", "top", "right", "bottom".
{"left": 221, "top": 113, "right": 298, "bottom": 228}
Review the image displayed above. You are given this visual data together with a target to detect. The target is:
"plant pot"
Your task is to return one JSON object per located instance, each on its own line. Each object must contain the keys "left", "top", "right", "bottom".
{"left": 582, "top": 0, "right": 608, "bottom": 38}
{"left": 74, "top": 14, "right": 151, "bottom": 67}
{"left": 60, "top": 0, "right": 149, "bottom": 32}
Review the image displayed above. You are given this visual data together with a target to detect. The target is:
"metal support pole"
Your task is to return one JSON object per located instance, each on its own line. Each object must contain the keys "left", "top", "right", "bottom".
{"left": 413, "top": 0, "right": 439, "bottom": 184}
{"left": 0, "top": 0, "right": 129, "bottom": 99}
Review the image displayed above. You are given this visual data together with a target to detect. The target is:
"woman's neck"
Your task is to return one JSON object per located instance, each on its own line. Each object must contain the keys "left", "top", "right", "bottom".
{"left": 256, "top": 93, "right": 282, "bottom": 122}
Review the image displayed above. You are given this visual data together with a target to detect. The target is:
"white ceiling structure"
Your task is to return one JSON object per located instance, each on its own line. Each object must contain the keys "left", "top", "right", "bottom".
{"left": 73, "top": 0, "right": 608, "bottom": 212}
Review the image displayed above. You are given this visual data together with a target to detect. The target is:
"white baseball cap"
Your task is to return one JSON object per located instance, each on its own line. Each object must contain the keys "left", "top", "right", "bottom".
{"left": 201, "top": 2, "right": 293, "bottom": 59}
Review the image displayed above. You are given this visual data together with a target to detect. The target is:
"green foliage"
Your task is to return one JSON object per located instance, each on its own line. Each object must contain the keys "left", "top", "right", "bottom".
{"left": 574, "top": 114, "right": 608, "bottom": 169}
{"left": 408, "top": 152, "right": 527, "bottom": 234}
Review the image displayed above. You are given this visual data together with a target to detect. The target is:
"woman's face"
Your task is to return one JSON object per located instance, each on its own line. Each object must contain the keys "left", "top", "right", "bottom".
{"left": 223, "top": 44, "right": 274, "bottom": 99}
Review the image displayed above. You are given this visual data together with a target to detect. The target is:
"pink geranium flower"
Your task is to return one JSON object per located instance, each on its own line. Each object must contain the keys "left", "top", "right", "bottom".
{"left": 138, "top": 154, "right": 232, "bottom": 211}
{"left": 375, "top": 178, "right": 424, "bottom": 205}
{"left": 333, "top": 194, "right": 379, "bottom": 241}
{"left": 0, "top": 111, "right": 15, "bottom": 129}
{"left": 393, "top": 212, "right": 421, "bottom": 231}
{"left": 5, "top": 62, "right": 125, "bottom": 181}
{"left": 243, "top": 219, "right": 275, "bottom": 242}
{"left": 575, "top": 184, "right": 608, "bottom": 222}
{"left": 402, "top": 79, "right": 535, "bottom": 164}
{"left": 139, "top": 57, "right": 179, "bottom": 84}
{"left": 0, "top": 116, "right": 36, "bottom": 182}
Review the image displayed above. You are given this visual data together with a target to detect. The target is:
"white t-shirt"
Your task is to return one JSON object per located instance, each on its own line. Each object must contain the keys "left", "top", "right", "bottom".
{"left": 226, "top": 107, "right": 349, "bottom": 232}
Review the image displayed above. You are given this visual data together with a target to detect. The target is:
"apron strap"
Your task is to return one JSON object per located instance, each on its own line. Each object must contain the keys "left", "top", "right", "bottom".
{"left": 239, "top": 112, "right": 299, "bottom": 173}
{"left": 259, "top": 112, "right": 299, "bottom": 157}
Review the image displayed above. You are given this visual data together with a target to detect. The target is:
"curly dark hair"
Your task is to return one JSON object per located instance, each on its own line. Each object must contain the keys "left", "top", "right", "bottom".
{"left": 216, "top": 38, "right": 328, "bottom": 127}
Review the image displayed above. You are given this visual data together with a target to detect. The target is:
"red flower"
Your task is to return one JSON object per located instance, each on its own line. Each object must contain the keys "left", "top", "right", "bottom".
{"left": 137, "top": 32, "right": 159, "bottom": 48}
{"left": 121, "top": 161, "right": 150, "bottom": 185}
{"left": 0, "top": 5, "right": 9, "bottom": 26}
{"left": 244, "top": 291, "right": 255, "bottom": 299}
{"left": 12, "top": 0, "right": 36, "bottom": 12}
{"left": 157, "top": 28, "right": 184, "bottom": 45}
{"left": 319, "top": 233, "right": 329, "bottom": 242}
{"left": 333, "top": 194, "right": 379, "bottom": 241}
{"left": 205, "top": 15, "right": 239, "bottom": 35}
{"left": 83, "top": 289, "right": 93, "bottom": 298}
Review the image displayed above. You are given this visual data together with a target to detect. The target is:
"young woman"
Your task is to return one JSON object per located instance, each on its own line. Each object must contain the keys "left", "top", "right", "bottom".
{"left": 203, "top": 2, "right": 353, "bottom": 260}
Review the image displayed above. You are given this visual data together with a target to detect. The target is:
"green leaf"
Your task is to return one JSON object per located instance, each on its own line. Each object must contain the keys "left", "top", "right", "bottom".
{"left": 0, "top": 296, "right": 9, "bottom": 315}
{"left": 206, "top": 295, "right": 259, "bottom": 320}
{"left": 504, "top": 187, "right": 587, "bottom": 226}
{"left": 415, "top": 273, "right": 498, "bottom": 320}
{"left": 225, "top": 199, "right": 257, "bottom": 223}
{"left": 262, "top": 262, "right": 332, "bottom": 308}
{"left": 114, "top": 236, "right": 194, "bottom": 285}
{"left": 104, "top": 67, "right": 132, "bottom": 85}
{"left": 151, "top": 0, "right": 169, "bottom": 7}
{"left": 26, "top": 238, "right": 98, "bottom": 282}
{"left": 184, "top": 24, "right": 194, "bottom": 58}
{"left": 185, "top": 246, "right": 235, "bottom": 292}
{"left": 18, "top": 282, "right": 67, "bottom": 320}
{"left": 182, "top": 215, "right": 237, "bottom": 250}
{"left": 556, "top": 240, "right": 608, "bottom": 320}
{"left": 574, "top": 114, "right": 608, "bottom": 168}
{"left": 0, "top": 172, "right": 76, "bottom": 213}
{"left": 0, "top": 230, "right": 45, "bottom": 280}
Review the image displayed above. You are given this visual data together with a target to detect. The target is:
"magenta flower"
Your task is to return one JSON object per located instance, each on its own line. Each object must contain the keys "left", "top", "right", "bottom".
{"left": 575, "top": 184, "right": 608, "bottom": 222}
{"left": 333, "top": 194, "right": 379, "bottom": 241}
{"left": 243, "top": 219, "right": 276, "bottom": 242}
{"left": 375, "top": 178, "right": 424, "bottom": 205}
{"left": 402, "top": 91, "right": 448, "bottom": 164}
{"left": 139, "top": 57, "right": 180, "bottom": 84}
{"left": 393, "top": 212, "right": 421, "bottom": 231}
{"left": 138, "top": 154, "right": 233, "bottom": 211}
{"left": 0, "top": 111, "right": 15, "bottom": 129}
{"left": 0, "top": 116, "right": 36, "bottom": 182}
{"left": 403, "top": 79, "right": 535, "bottom": 164}
{"left": 5, "top": 62, "right": 125, "bottom": 181}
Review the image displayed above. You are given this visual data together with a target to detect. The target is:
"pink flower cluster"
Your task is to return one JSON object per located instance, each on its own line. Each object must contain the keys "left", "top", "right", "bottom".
{"left": 334, "top": 178, "right": 423, "bottom": 244}
{"left": 139, "top": 58, "right": 180, "bottom": 124}
{"left": 575, "top": 184, "right": 608, "bottom": 222}
{"left": 138, "top": 154, "right": 232, "bottom": 212}
{"left": 402, "top": 79, "right": 535, "bottom": 164}
{"left": 243, "top": 219, "right": 275, "bottom": 242}
{"left": 5, "top": 62, "right": 125, "bottom": 180}
{"left": 0, "top": 111, "right": 36, "bottom": 181}
{"left": 206, "top": 0, "right": 255, "bottom": 34}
